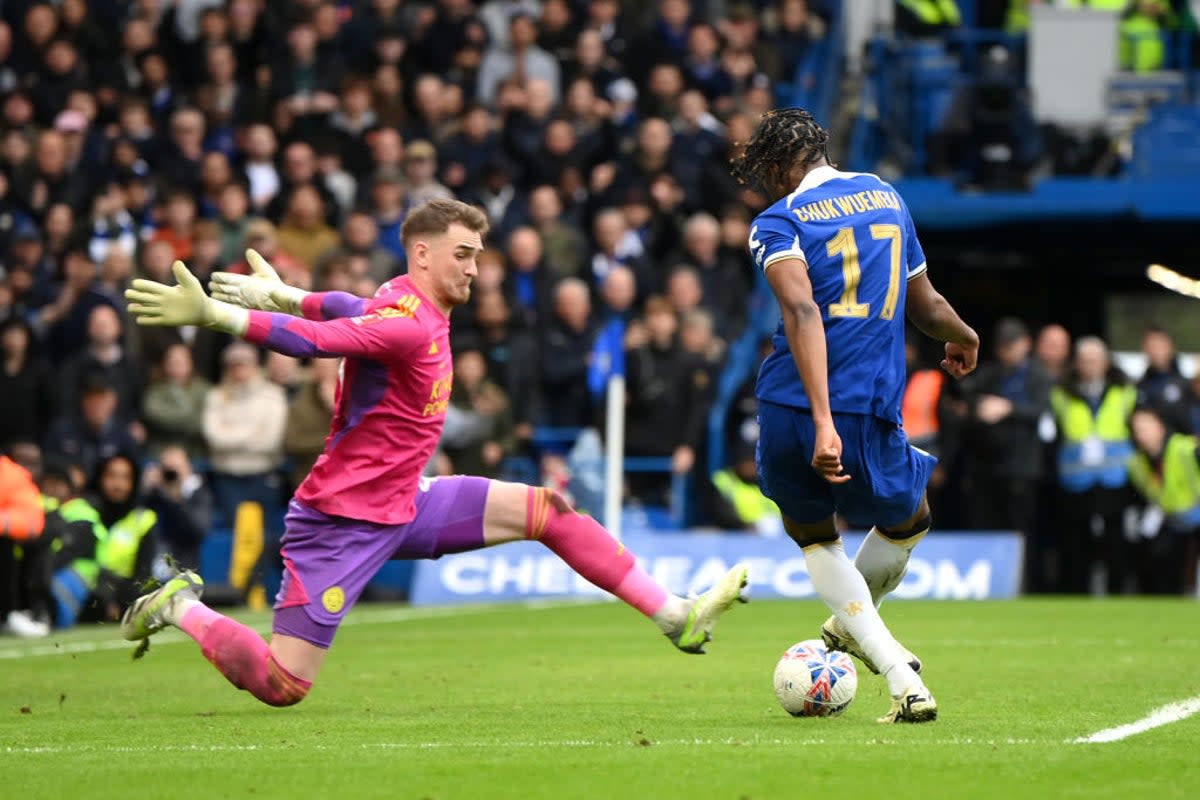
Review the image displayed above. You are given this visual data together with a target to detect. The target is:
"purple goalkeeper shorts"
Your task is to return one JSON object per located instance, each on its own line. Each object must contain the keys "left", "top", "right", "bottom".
{"left": 272, "top": 475, "right": 492, "bottom": 648}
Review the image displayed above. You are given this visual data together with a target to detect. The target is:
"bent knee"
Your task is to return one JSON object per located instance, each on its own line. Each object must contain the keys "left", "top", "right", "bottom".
{"left": 879, "top": 511, "right": 932, "bottom": 543}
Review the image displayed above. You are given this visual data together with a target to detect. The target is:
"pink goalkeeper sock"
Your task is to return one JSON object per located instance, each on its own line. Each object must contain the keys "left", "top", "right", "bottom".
{"left": 179, "top": 605, "right": 311, "bottom": 707}
{"left": 527, "top": 487, "right": 669, "bottom": 617}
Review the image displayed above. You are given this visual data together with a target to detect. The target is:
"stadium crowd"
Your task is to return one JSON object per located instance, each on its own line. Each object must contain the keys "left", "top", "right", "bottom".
{"left": 0, "top": 0, "right": 1196, "bottom": 638}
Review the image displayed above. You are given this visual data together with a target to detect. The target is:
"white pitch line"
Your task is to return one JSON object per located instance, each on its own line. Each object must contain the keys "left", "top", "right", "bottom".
{"left": 1, "top": 737, "right": 1043, "bottom": 756}
{"left": 1073, "top": 695, "right": 1200, "bottom": 744}
{"left": 0, "top": 601, "right": 589, "bottom": 661}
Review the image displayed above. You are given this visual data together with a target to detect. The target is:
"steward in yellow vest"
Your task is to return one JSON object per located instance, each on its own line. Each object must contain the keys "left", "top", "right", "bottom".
{"left": 1129, "top": 412, "right": 1200, "bottom": 529}
{"left": 1048, "top": 337, "right": 1137, "bottom": 594}
{"left": 50, "top": 455, "right": 159, "bottom": 626}
{"left": 1050, "top": 374, "right": 1136, "bottom": 492}
{"left": 1127, "top": 406, "right": 1200, "bottom": 594}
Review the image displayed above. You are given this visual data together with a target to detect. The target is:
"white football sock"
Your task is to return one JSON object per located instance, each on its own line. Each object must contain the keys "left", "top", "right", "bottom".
{"left": 651, "top": 595, "right": 691, "bottom": 633}
{"left": 853, "top": 526, "right": 927, "bottom": 607}
{"left": 805, "top": 539, "right": 922, "bottom": 697}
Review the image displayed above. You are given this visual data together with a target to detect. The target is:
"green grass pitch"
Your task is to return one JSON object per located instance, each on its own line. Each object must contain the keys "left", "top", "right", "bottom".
{"left": 2, "top": 598, "right": 1198, "bottom": 799}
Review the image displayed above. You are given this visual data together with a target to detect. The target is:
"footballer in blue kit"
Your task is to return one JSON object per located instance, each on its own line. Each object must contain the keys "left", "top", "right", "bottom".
{"left": 732, "top": 109, "right": 980, "bottom": 723}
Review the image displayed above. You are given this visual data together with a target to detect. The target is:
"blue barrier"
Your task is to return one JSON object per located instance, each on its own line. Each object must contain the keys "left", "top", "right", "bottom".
{"left": 409, "top": 530, "right": 1025, "bottom": 606}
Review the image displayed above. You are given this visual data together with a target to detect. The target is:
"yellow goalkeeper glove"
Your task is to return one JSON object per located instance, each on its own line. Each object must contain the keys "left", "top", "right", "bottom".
{"left": 125, "top": 261, "right": 249, "bottom": 334}
{"left": 208, "top": 249, "right": 307, "bottom": 316}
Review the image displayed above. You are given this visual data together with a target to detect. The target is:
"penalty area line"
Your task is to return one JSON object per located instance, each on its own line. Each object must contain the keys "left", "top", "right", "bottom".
{"left": 1072, "top": 695, "right": 1200, "bottom": 744}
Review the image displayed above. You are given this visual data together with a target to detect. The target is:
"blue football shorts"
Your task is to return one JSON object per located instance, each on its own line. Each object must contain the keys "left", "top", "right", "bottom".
{"left": 756, "top": 400, "right": 936, "bottom": 529}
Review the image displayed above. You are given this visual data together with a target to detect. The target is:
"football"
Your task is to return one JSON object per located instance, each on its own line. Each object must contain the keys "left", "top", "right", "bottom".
{"left": 773, "top": 639, "right": 858, "bottom": 717}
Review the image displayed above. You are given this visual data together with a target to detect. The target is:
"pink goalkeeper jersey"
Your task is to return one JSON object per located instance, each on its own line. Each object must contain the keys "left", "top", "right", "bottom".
{"left": 243, "top": 275, "right": 452, "bottom": 524}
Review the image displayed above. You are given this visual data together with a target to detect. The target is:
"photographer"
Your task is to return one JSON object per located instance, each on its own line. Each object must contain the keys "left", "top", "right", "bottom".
{"left": 142, "top": 445, "right": 212, "bottom": 572}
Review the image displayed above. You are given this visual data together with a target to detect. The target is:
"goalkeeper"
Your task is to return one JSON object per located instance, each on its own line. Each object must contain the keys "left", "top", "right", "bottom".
{"left": 120, "top": 199, "right": 747, "bottom": 707}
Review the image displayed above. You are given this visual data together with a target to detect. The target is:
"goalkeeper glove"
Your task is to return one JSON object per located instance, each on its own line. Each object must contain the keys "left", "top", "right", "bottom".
{"left": 125, "top": 261, "right": 249, "bottom": 334}
{"left": 208, "top": 249, "right": 307, "bottom": 316}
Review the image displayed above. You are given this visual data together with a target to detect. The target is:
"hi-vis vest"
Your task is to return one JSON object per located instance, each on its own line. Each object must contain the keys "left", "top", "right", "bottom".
{"left": 1128, "top": 433, "right": 1200, "bottom": 527}
{"left": 711, "top": 470, "right": 778, "bottom": 524}
{"left": 59, "top": 498, "right": 157, "bottom": 588}
{"left": 899, "top": 0, "right": 962, "bottom": 26}
{"left": 1006, "top": 0, "right": 1170, "bottom": 71}
{"left": 1050, "top": 384, "right": 1136, "bottom": 491}
{"left": 902, "top": 369, "right": 944, "bottom": 443}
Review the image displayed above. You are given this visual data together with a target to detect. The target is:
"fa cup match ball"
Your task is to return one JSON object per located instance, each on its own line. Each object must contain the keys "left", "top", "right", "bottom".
{"left": 773, "top": 639, "right": 857, "bottom": 717}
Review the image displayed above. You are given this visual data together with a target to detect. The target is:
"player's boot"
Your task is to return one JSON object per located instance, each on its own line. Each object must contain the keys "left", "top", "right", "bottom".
{"left": 821, "top": 614, "right": 922, "bottom": 675}
{"left": 121, "top": 570, "right": 205, "bottom": 641}
{"left": 877, "top": 687, "right": 938, "bottom": 724}
{"left": 668, "top": 564, "right": 750, "bottom": 654}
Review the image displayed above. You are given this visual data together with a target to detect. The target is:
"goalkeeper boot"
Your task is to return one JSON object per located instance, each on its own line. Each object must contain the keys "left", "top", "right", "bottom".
{"left": 668, "top": 564, "right": 749, "bottom": 654}
{"left": 878, "top": 686, "right": 938, "bottom": 724}
{"left": 121, "top": 570, "right": 204, "bottom": 641}
{"left": 821, "top": 614, "right": 922, "bottom": 675}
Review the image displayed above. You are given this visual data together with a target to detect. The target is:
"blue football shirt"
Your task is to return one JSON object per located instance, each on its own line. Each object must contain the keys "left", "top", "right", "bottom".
{"left": 751, "top": 167, "right": 927, "bottom": 424}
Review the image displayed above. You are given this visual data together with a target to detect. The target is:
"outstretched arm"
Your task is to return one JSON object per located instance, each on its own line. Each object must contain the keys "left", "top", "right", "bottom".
{"left": 905, "top": 272, "right": 979, "bottom": 379}
{"left": 243, "top": 309, "right": 424, "bottom": 363}
{"left": 210, "top": 250, "right": 368, "bottom": 320}
{"left": 126, "top": 262, "right": 423, "bottom": 364}
{"left": 765, "top": 258, "right": 850, "bottom": 484}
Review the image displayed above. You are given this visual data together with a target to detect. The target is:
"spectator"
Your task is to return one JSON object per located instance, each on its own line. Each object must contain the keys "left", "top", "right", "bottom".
{"left": 142, "top": 444, "right": 212, "bottom": 572}
{"left": 465, "top": 158, "right": 530, "bottom": 240}
{"left": 318, "top": 211, "right": 401, "bottom": 287}
{"left": 11, "top": 129, "right": 91, "bottom": 219}
{"left": 540, "top": 278, "right": 595, "bottom": 428}
{"left": 0, "top": 448, "right": 48, "bottom": 636}
{"left": 51, "top": 453, "right": 159, "bottom": 626}
{"left": 44, "top": 373, "right": 141, "bottom": 478}
{"left": 0, "top": 318, "right": 54, "bottom": 447}
{"left": 225, "top": 218, "right": 308, "bottom": 286}
{"left": 264, "top": 351, "right": 304, "bottom": 399}
{"left": 627, "top": 0, "right": 694, "bottom": 80}
{"left": 478, "top": 10, "right": 562, "bottom": 106}
{"left": 283, "top": 357, "right": 340, "bottom": 489}
{"left": 202, "top": 342, "right": 287, "bottom": 526}
{"left": 504, "top": 226, "right": 556, "bottom": 329}
{"left": 266, "top": 140, "right": 338, "bottom": 227}
{"left": 590, "top": 207, "right": 654, "bottom": 296}
{"left": 598, "top": 264, "right": 638, "bottom": 325}
{"left": 241, "top": 123, "right": 281, "bottom": 213}
{"left": 1049, "top": 336, "right": 1137, "bottom": 595}
{"left": 528, "top": 185, "right": 587, "bottom": 279}
{"left": 142, "top": 343, "right": 211, "bottom": 459}
{"left": 670, "top": 212, "right": 749, "bottom": 338}
{"left": 623, "top": 296, "right": 707, "bottom": 505}
{"left": 270, "top": 17, "right": 343, "bottom": 125}
{"left": 276, "top": 184, "right": 340, "bottom": 273}
{"left": 710, "top": 443, "right": 783, "bottom": 535}
{"left": 402, "top": 140, "right": 455, "bottom": 208}
{"left": 471, "top": 289, "right": 541, "bottom": 443}
{"left": 1136, "top": 325, "right": 1193, "bottom": 435}
{"left": 326, "top": 77, "right": 378, "bottom": 180}
{"left": 86, "top": 181, "right": 139, "bottom": 267}
{"left": 58, "top": 304, "right": 142, "bottom": 424}
{"left": 1034, "top": 323, "right": 1072, "bottom": 383}
{"left": 441, "top": 348, "right": 514, "bottom": 477}
{"left": 148, "top": 188, "right": 197, "bottom": 261}
{"left": 215, "top": 182, "right": 252, "bottom": 266}
{"left": 1127, "top": 407, "right": 1200, "bottom": 596}
{"left": 158, "top": 108, "right": 206, "bottom": 193}
{"left": 369, "top": 168, "right": 408, "bottom": 263}
{"left": 440, "top": 103, "right": 502, "bottom": 194}
{"left": 962, "top": 318, "right": 1052, "bottom": 537}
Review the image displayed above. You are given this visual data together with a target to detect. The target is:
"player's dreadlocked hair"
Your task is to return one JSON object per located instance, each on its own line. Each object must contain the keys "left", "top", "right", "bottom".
{"left": 729, "top": 108, "right": 831, "bottom": 191}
